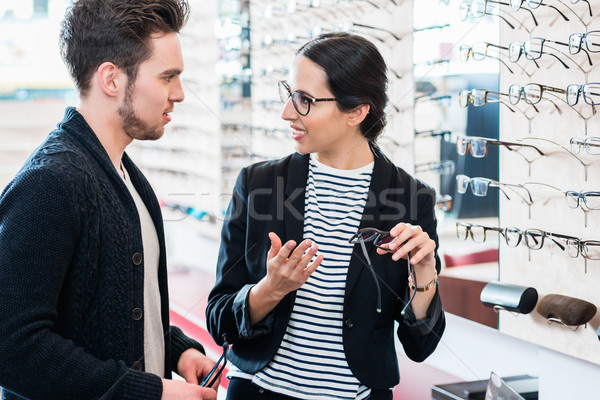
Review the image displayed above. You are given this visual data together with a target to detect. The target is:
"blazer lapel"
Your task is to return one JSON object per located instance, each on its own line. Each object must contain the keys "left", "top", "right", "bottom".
{"left": 345, "top": 148, "right": 397, "bottom": 304}
{"left": 284, "top": 152, "right": 309, "bottom": 243}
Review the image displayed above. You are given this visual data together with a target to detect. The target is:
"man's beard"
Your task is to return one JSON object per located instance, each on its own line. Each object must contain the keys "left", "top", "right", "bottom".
{"left": 118, "top": 83, "right": 164, "bottom": 141}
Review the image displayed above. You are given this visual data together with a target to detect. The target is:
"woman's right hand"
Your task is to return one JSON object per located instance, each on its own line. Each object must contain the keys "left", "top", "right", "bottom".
{"left": 248, "top": 232, "right": 323, "bottom": 325}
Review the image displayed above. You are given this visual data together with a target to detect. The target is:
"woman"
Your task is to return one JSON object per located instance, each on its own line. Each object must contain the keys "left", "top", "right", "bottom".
{"left": 206, "top": 32, "right": 445, "bottom": 400}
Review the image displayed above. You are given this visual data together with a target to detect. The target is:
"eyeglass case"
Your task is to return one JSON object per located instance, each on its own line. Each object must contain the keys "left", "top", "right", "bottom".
{"left": 536, "top": 294, "right": 597, "bottom": 327}
{"left": 480, "top": 281, "right": 538, "bottom": 314}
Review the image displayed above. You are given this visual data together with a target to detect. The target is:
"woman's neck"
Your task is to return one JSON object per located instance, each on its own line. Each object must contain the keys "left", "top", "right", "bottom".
{"left": 314, "top": 139, "right": 374, "bottom": 170}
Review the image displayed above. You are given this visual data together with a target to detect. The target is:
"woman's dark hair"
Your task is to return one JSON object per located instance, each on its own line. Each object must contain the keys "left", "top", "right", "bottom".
{"left": 59, "top": 0, "right": 190, "bottom": 97}
{"left": 297, "top": 32, "right": 388, "bottom": 142}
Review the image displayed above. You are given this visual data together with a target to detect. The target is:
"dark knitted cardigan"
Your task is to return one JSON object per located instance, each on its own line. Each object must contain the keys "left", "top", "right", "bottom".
{"left": 0, "top": 107, "right": 204, "bottom": 399}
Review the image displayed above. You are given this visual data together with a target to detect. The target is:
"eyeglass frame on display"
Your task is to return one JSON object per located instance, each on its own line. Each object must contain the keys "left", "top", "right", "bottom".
{"left": 570, "top": 137, "right": 600, "bottom": 155}
{"left": 508, "top": 38, "right": 572, "bottom": 70}
{"left": 568, "top": 30, "right": 599, "bottom": 58}
{"left": 278, "top": 80, "right": 336, "bottom": 116}
{"left": 456, "top": 222, "right": 596, "bottom": 259}
{"left": 414, "top": 160, "right": 456, "bottom": 175}
{"left": 507, "top": 83, "right": 565, "bottom": 115}
{"left": 455, "top": 135, "right": 545, "bottom": 159}
{"left": 508, "top": 0, "right": 569, "bottom": 22}
{"left": 566, "top": 83, "right": 600, "bottom": 106}
{"left": 565, "top": 190, "right": 600, "bottom": 210}
{"left": 436, "top": 194, "right": 453, "bottom": 212}
{"left": 458, "top": 89, "right": 516, "bottom": 111}
{"left": 415, "top": 129, "right": 452, "bottom": 141}
{"left": 456, "top": 221, "right": 504, "bottom": 243}
{"left": 508, "top": 83, "right": 566, "bottom": 105}
{"left": 517, "top": 136, "right": 589, "bottom": 180}
{"left": 456, "top": 174, "right": 534, "bottom": 205}
{"left": 458, "top": 42, "right": 514, "bottom": 74}
{"left": 459, "top": 0, "right": 533, "bottom": 31}
{"left": 568, "top": 0, "right": 593, "bottom": 16}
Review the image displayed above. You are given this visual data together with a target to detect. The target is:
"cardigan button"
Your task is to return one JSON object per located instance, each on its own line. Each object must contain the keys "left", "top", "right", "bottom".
{"left": 132, "top": 361, "right": 143, "bottom": 370}
{"left": 132, "top": 307, "right": 143, "bottom": 320}
{"left": 132, "top": 252, "right": 143, "bottom": 266}
{"left": 344, "top": 318, "right": 354, "bottom": 329}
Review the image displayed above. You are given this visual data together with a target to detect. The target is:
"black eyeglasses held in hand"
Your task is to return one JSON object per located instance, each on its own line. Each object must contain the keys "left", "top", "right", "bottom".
{"left": 348, "top": 228, "right": 415, "bottom": 316}
{"left": 278, "top": 80, "right": 336, "bottom": 116}
{"left": 200, "top": 334, "right": 229, "bottom": 388}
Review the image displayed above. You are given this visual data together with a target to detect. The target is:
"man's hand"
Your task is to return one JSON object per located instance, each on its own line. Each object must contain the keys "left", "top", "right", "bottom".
{"left": 177, "top": 348, "right": 220, "bottom": 390}
{"left": 161, "top": 379, "right": 217, "bottom": 400}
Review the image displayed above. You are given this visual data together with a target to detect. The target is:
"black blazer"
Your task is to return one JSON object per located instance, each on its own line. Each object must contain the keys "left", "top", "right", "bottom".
{"left": 206, "top": 148, "right": 445, "bottom": 390}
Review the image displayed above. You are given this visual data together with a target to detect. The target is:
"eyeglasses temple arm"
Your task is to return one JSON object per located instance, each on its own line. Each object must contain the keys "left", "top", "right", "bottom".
{"left": 359, "top": 239, "right": 382, "bottom": 314}
{"left": 541, "top": 2, "right": 570, "bottom": 21}
{"left": 490, "top": 140, "right": 546, "bottom": 156}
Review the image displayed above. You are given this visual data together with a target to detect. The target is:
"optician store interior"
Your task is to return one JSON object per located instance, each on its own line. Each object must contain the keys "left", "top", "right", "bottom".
{"left": 1, "top": 0, "right": 600, "bottom": 399}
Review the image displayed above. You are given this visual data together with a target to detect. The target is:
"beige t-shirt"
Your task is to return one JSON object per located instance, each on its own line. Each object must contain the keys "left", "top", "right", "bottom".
{"left": 122, "top": 165, "right": 165, "bottom": 377}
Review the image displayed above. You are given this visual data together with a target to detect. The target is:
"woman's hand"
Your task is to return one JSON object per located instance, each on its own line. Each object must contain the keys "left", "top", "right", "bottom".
{"left": 377, "top": 223, "right": 437, "bottom": 320}
{"left": 376, "top": 223, "right": 435, "bottom": 267}
{"left": 261, "top": 232, "right": 323, "bottom": 300}
{"left": 249, "top": 232, "right": 324, "bottom": 325}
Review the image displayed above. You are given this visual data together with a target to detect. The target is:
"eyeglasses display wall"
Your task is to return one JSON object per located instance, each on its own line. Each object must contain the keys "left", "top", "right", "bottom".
{"left": 492, "top": 0, "right": 600, "bottom": 365}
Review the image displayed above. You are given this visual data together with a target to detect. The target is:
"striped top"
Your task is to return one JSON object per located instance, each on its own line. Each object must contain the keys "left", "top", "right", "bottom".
{"left": 230, "top": 155, "right": 374, "bottom": 399}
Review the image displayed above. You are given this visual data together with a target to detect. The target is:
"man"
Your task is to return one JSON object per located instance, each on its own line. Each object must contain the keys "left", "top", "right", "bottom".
{"left": 0, "top": 1, "right": 217, "bottom": 399}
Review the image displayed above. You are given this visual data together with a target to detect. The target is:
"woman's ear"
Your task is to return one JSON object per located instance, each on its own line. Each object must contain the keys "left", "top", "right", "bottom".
{"left": 347, "top": 104, "right": 370, "bottom": 127}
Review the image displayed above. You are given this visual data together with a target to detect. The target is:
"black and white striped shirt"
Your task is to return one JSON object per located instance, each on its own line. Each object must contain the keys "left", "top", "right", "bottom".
{"left": 230, "top": 155, "right": 374, "bottom": 399}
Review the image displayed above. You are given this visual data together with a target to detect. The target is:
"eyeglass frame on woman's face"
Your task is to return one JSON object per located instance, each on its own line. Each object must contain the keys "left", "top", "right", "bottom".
{"left": 278, "top": 80, "right": 336, "bottom": 116}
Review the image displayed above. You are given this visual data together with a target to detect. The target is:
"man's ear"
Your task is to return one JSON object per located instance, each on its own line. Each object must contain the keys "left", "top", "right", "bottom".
{"left": 347, "top": 104, "right": 370, "bottom": 127}
{"left": 96, "top": 62, "right": 124, "bottom": 97}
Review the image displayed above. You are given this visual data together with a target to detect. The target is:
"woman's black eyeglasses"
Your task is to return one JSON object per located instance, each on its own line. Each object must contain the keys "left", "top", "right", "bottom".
{"left": 348, "top": 228, "right": 416, "bottom": 316}
{"left": 278, "top": 80, "right": 336, "bottom": 116}
{"left": 200, "top": 334, "right": 229, "bottom": 388}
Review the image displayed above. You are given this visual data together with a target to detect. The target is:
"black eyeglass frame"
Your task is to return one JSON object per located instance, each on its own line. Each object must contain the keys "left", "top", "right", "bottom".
{"left": 348, "top": 228, "right": 416, "bottom": 316}
{"left": 200, "top": 334, "right": 229, "bottom": 388}
{"left": 278, "top": 80, "right": 336, "bottom": 116}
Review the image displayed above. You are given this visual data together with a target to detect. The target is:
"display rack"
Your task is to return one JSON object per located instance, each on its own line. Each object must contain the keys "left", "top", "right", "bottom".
{"left": 496, "top": 1, "right": 600, "bottom": 365}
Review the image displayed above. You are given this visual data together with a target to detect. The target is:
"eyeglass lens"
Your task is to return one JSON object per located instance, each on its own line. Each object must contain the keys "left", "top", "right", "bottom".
{"left": 570, "top": 137, "right": 600, "bottom": 155}
{"left": 582, "top": 241, "right": 600, "bottom": 260}
{"left": 457, "top": 175, "right": 491, "bottom": 196}
{"left": 456, "top": 222, "right": 488, "bottom": 243}
{"left": 566, "top": 83, "right": 600, "bottom": 106}
{"left": 278, "top": 81, "right": 310, "bottom": 116}
{"left": 568, "top": 31, "right": 600, "bottom": 55}
{"left": 566, "top": 191, "right": 600, "bottom": 210}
